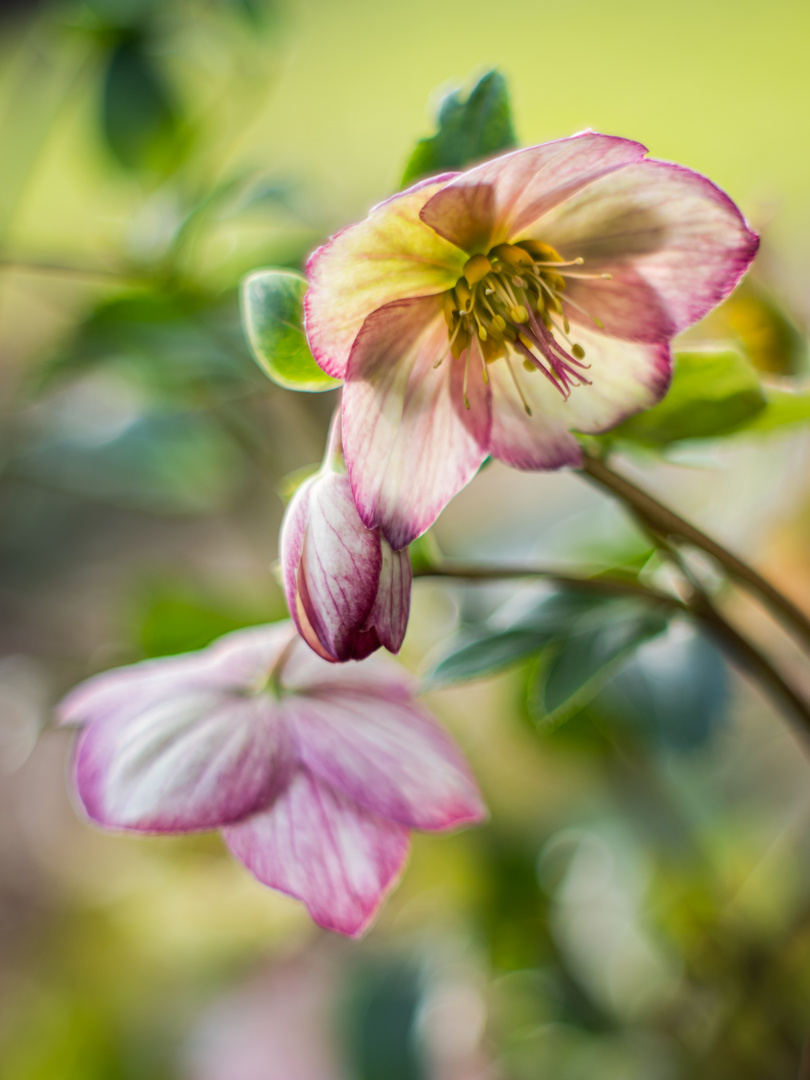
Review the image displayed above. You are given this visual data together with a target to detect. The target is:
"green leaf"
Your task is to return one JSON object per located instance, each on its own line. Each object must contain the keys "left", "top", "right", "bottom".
{"left": 240, "top": 269, "right": 340, "bottom": 392}
{"left": 401, "top": 69, "right": 517, "bottom": 188}
{"left": 530, "top": 600, "right": 670, "bottom": 727}
{"left": 613, "top": 349, "right": 766, "bottom": 447}
{"left": 424, "top": 590, "right": 616, "bottom": 689}
{"left": 102, "top": 34, "right": 180, "bottom": 172}
{"left": 735, "top": 387, "right": 810, "bottom": 434}
{"left": 595, "top": 626, "right": 728, "bottom": 752}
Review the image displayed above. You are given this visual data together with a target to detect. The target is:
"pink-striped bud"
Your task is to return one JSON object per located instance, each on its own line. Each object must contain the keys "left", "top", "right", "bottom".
{"left": 280, "top": 414, "right": 411, "bottom": 663}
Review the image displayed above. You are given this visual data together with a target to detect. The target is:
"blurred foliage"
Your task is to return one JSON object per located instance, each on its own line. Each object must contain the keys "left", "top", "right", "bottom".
{"left": 1, "top": 2, "right": 810, "bottom": 1079}
{"left": 401, "top": 69, "right": 518, "bottom": 187}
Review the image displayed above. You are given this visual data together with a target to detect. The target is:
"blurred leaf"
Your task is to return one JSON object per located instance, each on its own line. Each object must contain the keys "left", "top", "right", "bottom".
{"left": 401, "top": 69, "right": 517, "bottom": 188}
{"left": 15, "top": 409, "right": 243, "bottom": 514}
{"left": 735, "top": 386, "right": 810, "bottom": 434}
{"left": 530, "top": 600, "right": 670, "bottom": 727}
{"left": 713, "top": 280, "right": 808, "bottom": 376}
{"left": 102, "top": 33, "right": 180, "bottom": 172}
{"left": 595, "top": 625, "right": 729, "bottom": 751}
{"left": 240, "top": 269, "right": 340, "bottom": 392}
{"left": 426, "top": 590, "right": 626, "bottom": 689}
{"left": 132, "top": 579, "right": 279, "bottom": 657}
{"left": 344, "top": 961, "right": 425, "bottom": 1080}
{"left": 41, "top": 291, "right": 256, "bottom": 394}
{"left": 613, "top": 349, "right": 766, "bottom": 447}
{"left": 276, "top": 461, "right": 319, "bottom": 503}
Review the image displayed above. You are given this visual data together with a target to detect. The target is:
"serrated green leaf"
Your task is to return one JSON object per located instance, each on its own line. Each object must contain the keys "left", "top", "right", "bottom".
{"left": 531, "top": 601, "right": 670, "bottom": 727}
{"left": 613, "top": 349, "right": 766, "bottom": 447}
{"left": 240, "top": 269, "right": 340, "bottom": 392}
{"left": 401, "top": 69, "right": 517, "bottom": 188}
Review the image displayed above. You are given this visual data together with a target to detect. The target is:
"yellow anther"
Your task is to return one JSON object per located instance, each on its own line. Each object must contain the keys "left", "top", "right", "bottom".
{"left": 517, "top": 239, "right": 564, "bottom": 263}
{"left": 601, "top": 273, "right": 613, "bottom": 280}
{"left": 492, "top": 314, "right": 506, "bottom": 332}
{"left": 463, "top": 254, "right": 493, "bottom": 286}
{"left": 572, "top": 344, "right": 586, "bottom": 360}
{"left": 522, "top": 358, "right": 536, "bottom": 373}
{"left": 548, "top": 272, "right": 566, "bottom": 292}
{"left": 593, "top": 316, "right": 604, "bottom": 329}
{"left": 518, "top": 332, "right": 534, "bottom": 351}
{"left": 454, "top": 280, "right": 472, "bottom": 311}
{"left": 511, "top": 305, "right": 529, "bottom": 324}
{"left": 490, "top": 243, "right": 534, "bottom": 269}
{"left": 563, "top": 316, "right": 570, "bottom": 334}
{"left": 574, "top": 257, "right": 584, "bottom": 265}
{"left": 478, "top": 325, "right": 487, "bottom": 341}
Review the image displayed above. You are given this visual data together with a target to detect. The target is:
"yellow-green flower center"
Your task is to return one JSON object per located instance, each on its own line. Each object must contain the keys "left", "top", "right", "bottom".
{"left": 442, "top": 242, "right": 610, "bottom": 414}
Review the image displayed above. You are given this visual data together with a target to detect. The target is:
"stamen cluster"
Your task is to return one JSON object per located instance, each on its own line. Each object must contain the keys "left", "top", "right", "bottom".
{"left": 442, "top": 242, "right": 610, "bottom": 414}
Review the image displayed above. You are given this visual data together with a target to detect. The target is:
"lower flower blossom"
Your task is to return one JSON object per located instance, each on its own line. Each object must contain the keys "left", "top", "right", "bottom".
{"left": 58, "top": 622, "right": 486, "bottom": 937}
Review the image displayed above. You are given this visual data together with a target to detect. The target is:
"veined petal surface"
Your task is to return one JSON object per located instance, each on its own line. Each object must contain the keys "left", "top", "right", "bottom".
{"left": 535, "top": 159, "right": 759, "bottom": 335}
{"left": 420, "top": 133, "right": 648, "bottom": 254}
{"left": 367, "top": 542, "right": 412, "bottom": 654}
{"left": 74, "top": 691, "right": 293, "bottom": 832}
{"left": 223, "top": 770, "right": 410, "bottom": 937}
{"left": 305, "top": 178, "right": 466, "bottom": 380}
{"left": 291, "top": 693, "right": 486, "bottom": 831}
{"left": 343, "top": 295, "right": 488, "bottom": 550}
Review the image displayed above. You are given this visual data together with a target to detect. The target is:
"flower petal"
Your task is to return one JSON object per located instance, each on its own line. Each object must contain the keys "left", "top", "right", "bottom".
{"left": 536, "top": 159, "right": 759, "bottom": 335}
{"left": 367, "top": 542, "right": 412, "bottom": 654}
{"left": 487, "top": 329, "right": 671, "bottom": 469}
{"left": 343, "top": 294, "right": 488, "bottom": 549}
{"left": 304, "top": 178, "right": 467, "bottom": 380}
{"left": 58, "top": 623, "right": 295, "bottom": 728}
{"left": 74, "top": 690, "right": 294, "bottom": 832}
{"left": 284, "top": 473, "right": 386, "bottom": 662}
{"left": 290, "top": 692, "right": 486, "bottom": 831}
{"left": 420, "top": 133, "right": 648, "bottom": 254}
{"left": 223, "top": 770, "right": 410, "bottom": 937}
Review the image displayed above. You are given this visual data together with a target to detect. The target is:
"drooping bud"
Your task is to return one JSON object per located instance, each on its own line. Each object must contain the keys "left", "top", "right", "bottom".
{"left": 280, "top": 411, "right": 412, "bottom": 663}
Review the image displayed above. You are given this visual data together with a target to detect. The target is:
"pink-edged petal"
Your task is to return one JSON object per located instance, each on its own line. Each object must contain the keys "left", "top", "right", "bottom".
{"left": 487, "top": 329, "right": 672, "bottom": 469}
{"left": 536, "top": 159, "right": 759, "bottom": 336}
{"left": 289, "top": 693, "right": 486, "bottom": 831}
{"left": 283, "top": 473, "right": 384, "bottom": 662}
{"left": 420, "top": 133, "right": 648, "bottom": 254}
{"left": 223, "top": 769, "right": 410, "bottom": 937}
{"left": 304, "top": 179, "right": 467, "bottom": 380}
{"left": 74, "top": 691, "right": 294, "bottom": 832}
{"left": 367, "top": 542, "right": 412, "bottom": 654}
{"left": 343, "top": 294, "right": 489, "bottom": 550}
{"left": 59, "top": 623, "right": 295, "bottom": 728}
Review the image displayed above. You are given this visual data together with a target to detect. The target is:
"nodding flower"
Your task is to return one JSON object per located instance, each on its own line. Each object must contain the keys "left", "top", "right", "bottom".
{"left": 59, "top": 623, "right": 486, "bottom": 937}
{"left": 304, "top": 131, "right": 759, "bottom": 550}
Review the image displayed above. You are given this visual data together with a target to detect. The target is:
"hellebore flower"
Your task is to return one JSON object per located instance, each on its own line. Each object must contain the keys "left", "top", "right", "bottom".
{"left": 305, "top": 132, "right": 759, "bottom": 549}
{"left": 58, "top": 623, "right": 485, "bottom": 937}
{"left": 281, "top": 412, "right": 411, "bottom": 662}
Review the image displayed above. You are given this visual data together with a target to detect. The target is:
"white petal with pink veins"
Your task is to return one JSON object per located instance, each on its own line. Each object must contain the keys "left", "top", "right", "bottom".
{"left": 290, "top": 693, "right": 486, "bottom": 830}
{"left": 223, "top": 770, "right": 410, "bottom": 937}
{"left": 74, "top": 690, "right": 294, "bottom": 832}
{"left": 343, "top": 294, "right": 488, "bottom": 550}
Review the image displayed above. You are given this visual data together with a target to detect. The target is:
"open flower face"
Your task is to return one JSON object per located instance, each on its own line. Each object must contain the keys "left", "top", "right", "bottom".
{"left": 59, "top": 624, "right": 485, "bottom": 937}
{"left": 305, "top": 132, "right": 759, "bottom": 550}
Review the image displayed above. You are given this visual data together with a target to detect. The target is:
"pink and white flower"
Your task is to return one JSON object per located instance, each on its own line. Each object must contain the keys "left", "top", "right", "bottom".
{"left": 59, "top": 623, "right": 485, "bottom": 937}
{"left": 280, "top": 413, "right": 411, "bottom": 662}
{"left": 304, "top": 132, "right": 759, "bottom": 550}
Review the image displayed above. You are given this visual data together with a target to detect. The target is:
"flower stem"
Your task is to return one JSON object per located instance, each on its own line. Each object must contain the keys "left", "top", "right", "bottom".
{"left": 580, "top": 453, "right": 810, "bottom": 653}
{"left": 416, "top": 555, "right": 810, "bottom": 746}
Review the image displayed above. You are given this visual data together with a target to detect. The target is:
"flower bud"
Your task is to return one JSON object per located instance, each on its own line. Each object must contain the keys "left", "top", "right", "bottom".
{"left": 280, "top": 415, "right": 411, "bottom": 663}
